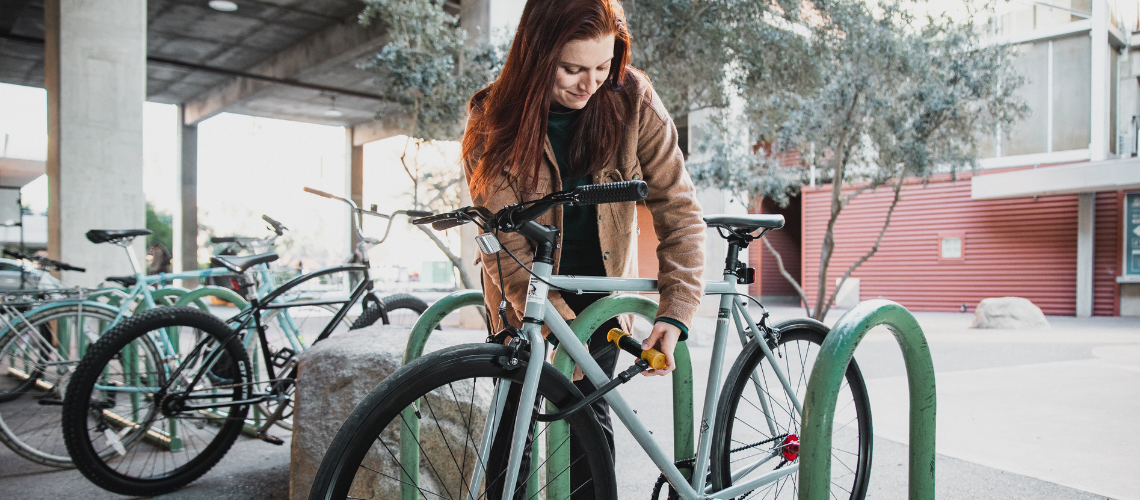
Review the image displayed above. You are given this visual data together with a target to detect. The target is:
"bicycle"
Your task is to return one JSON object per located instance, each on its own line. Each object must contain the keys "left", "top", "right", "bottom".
{"left": 59, "top": 190, "right": 435, "bottom": 496}
{"left": 307, "top": 180, "right": 873, "bottom": 500}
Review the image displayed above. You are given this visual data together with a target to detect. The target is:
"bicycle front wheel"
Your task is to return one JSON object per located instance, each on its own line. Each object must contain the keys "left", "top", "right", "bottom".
{"left": 710, "top": 318, "right": 872, "bottom": 500}
{"left": 309, "top": 343, "right": 617, "bottom": 500}
{"left": 61, "top": 307, "right": 252, "bottom": 496}
{"left": 0, "top": 302, "right": 118, "bottom": 467}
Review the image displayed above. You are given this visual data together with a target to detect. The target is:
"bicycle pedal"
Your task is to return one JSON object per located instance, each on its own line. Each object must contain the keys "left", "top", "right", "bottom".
{"left": 256, "top": 432, "right": 285, "bottom": 445}
{"left": 37, "top": 397, "right": 64, "bottom": 406}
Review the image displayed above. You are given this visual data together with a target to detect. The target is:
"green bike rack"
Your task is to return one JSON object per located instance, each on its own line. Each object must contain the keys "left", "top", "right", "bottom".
{"left": 172, "top": 286, "right": 249, "bottom": 310}
{"left": 799, "top": 299, "right": 936, "bottom": 500}
{"left": 547, "top": 294, "right": 695, "bottom": 500}
{"left": 398, "top": 289, "right": 485, "bottom": 500}
{"left": 397, "top": 290, "right": 695, "bottom": 500}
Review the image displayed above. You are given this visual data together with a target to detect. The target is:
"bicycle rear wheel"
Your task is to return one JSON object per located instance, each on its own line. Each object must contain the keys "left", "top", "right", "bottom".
{"left": 0, "top": 303, "right": 118, "bottom": 467}
{"left": 710, "top": 318, "right": 872, "bottom": 500}
{"left": 61, "top": 307, "right": 252, "bottom": 496}
{"left": 348, "top": 293, "right": 429, "bottom": 330}
{"left": 308, "top": 343, "right": 617, "bottom": 500}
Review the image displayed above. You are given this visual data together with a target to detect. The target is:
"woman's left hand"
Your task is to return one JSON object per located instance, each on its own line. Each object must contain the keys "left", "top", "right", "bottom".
{"left": 642, "top": 321, "right": 681, "bottom": 376}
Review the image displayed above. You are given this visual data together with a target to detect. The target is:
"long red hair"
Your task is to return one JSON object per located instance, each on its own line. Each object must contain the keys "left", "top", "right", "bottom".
{"left": 463, "top": 0, "right": 634, "bottom": 198}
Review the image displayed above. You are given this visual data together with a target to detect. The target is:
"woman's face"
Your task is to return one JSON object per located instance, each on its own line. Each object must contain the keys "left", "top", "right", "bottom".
{"left": 550, "top": 34, "right": 615, "bottom": 110}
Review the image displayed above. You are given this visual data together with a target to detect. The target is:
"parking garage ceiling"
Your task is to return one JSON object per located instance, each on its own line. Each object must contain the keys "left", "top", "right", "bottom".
{"left": 0, "top": 0, "right": 461, "bottom": 128}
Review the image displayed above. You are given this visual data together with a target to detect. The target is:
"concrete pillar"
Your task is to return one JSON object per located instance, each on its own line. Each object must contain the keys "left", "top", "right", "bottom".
{"left": 175, "top": 106, "right": 199, "bottom": 287}
{"left": 347, "top": 128, "right": 364, "bottom": 253}
{"left": 1091, "top": 0, "right": 1109, "bottom": 161}
{"left": 45, "top": 0, "right": 146, "bottom": 286}
{"left": 1076, "top": 192, "right": 1096, "bottom": 317}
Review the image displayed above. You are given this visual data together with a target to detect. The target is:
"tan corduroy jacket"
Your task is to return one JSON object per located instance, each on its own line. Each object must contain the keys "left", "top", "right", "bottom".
{"left": 464, "top": 73, "right": 706, "bottom": 333}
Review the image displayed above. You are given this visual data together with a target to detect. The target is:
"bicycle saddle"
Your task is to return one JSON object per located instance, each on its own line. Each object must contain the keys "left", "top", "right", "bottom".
{"left": 86, "top": 229, "right": 153, "bottom": 244}
{"left": 105, "top": 275, "right": 137, "bottom": 287}
{"left": 703, "top": 214, "right": 785, "bottom": 233}
{"left": 211, "top": 252, "right": 278, "bottom": 273}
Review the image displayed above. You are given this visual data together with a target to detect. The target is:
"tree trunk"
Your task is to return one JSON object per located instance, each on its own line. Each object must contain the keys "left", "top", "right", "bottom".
{"left": 820, "top": 177, "right": 904, "bottom": 320}
{"left": 812, "top": 92, "right": 860, "bottom": 321}
{"left": 416, "top": 224, "right": 475, "bottom": 289}
{"left": 762, "top": 236, "right": 812, "bottom": 317}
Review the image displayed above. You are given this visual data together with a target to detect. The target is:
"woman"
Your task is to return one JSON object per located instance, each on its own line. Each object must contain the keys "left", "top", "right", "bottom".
{"left": 462, "top": 0, "right": 706, "bottom": 496}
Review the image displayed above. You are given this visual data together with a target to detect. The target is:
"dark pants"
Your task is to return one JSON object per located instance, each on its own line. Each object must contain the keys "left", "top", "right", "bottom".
{"left": 484, "top": 293, "right": 619, "bottom": 500}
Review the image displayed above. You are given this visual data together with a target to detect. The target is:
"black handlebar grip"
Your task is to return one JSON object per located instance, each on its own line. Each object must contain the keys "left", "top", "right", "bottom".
{"left": 573, "top": 180, "right": 648, "bottom": 205}
{"left": 2, "top": 249, "right": 20, "bottom": 259}
{"left": 211, "top": 237, "right": 237, "bottom": 244}
{"left": 432, "top": 218, "right": 467, "bottom": 231}
{"left": 60, "top": 263, "right": 86, "bottom": 273}
{"left": 262, "top": 214, "right": 286, "bottom": 234}
{"left": 406, "top": 210, "right": 434, "bottom": 218}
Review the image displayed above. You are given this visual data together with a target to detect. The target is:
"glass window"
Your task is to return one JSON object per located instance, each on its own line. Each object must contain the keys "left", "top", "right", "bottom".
{"left": 1002, "top": 41, "right": 1049, "bottom": 156}
{"left": 1052, "top": 35, "right": 1091, "bottom": 152}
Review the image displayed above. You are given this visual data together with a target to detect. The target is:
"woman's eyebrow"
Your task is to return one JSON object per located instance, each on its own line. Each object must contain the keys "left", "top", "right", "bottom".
{"left": 559, "top": 57, "right": 614, "bottom": 68}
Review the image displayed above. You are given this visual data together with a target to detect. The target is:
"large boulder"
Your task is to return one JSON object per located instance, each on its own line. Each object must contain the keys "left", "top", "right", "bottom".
{"left": 971, "top": 297, "right": 1050, "bottom": 329}
{"left": 289, "top": 325, "right": 488, "bottom": 500}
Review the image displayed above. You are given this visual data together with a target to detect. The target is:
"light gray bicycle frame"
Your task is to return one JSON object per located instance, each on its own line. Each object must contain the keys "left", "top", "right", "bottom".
{"left": 489, "top": 264, "right": 805, "bottom": 500}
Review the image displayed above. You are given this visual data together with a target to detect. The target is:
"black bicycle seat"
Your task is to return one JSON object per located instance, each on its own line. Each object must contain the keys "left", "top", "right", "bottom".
{"left": 105, "top": 275, "right": 137, "bottom": 287}
{"left": 704, "top": 214, "right": 785, "bottom": 234}
{"left": 211, "top": 253, "right": 278, "bottom": 273}
{"left": 86, "top": 229, "right": 153, "bottom": 245}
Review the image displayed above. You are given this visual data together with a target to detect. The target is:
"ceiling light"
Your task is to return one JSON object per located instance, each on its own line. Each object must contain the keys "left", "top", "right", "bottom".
{"left": 324, "top": 95, "right": 343, "bottom": 117}
{"left": 208, "top": 1, "right": 239, "bottom": 12}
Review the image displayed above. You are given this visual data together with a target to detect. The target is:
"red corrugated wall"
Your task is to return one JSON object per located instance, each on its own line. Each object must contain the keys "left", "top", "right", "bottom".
{"left": 801, "top": 171, "right": 1090, "bottom": 316}
{"left": 1093, "top": 192, "right": 1123, "bottom": 316}
{"left": 749, "top": 197, "right": 802, "bottom": 299}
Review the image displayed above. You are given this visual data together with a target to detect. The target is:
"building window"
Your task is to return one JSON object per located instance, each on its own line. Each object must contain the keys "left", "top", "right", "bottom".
{"left": 939, "top": 233, "right": 964, "bottom": 261}
{"left": 981, "top": 33, "right": 1092, "bottom": 159}
{"left": 1052, "top": 35, "right": 1092, "bottom": 152}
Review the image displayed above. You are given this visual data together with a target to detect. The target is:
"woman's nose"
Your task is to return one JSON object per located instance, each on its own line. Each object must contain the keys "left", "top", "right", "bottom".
{"left": 583, "top": 73, "right": 600, "bottom": 94}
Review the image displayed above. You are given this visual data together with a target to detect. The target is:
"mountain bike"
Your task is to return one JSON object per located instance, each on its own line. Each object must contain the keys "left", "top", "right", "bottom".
{"left": 59, "top": 191, "right": 434, "bottom": 496}
{"left": 307, "top": 180, "right": 873, "bottom": 500}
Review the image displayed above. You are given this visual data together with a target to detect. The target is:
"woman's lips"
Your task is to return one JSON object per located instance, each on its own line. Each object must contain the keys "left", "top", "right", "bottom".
{"left": 568, "top": 91, "right": 589, "bottom": 100}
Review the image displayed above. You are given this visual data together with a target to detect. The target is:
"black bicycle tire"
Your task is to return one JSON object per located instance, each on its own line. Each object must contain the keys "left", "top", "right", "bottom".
{"left": 0, "top": 303, "right": 119, "bottom": 467}
{"left": 709, "top": 318, "right": 873, "bottom": 499}
{"left": 348, "top": 293, "right": 429, "bottom": 330}
{"left": 61, "top": 307, "right": 252, "bottom": 496}
{"left": 308, "top": 342, "right": 617, "bottom": 500}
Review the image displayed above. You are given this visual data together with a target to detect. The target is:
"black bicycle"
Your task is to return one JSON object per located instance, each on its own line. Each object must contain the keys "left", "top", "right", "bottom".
{"left": 60, "top": 189, "right": 434, "bottom": 496}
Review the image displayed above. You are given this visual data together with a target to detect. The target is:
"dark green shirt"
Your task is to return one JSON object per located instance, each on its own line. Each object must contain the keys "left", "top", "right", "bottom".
{"left": 546, "top": 108, "right": 689, "bottom": 341}
{"left": 547, "top": 108, "right": 605, "bottom": 277}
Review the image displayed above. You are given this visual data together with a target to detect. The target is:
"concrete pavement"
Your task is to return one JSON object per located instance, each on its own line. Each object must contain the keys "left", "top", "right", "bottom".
{"left": 0, "top": 305, "right": 1134, "bottom": 499}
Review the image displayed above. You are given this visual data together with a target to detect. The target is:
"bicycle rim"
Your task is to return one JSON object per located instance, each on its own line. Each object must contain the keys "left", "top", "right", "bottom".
{"left": 710, "top": 321, "right": 872, "bottom": 500}
{"left": 0, "top": 304, "right": 118, "bottom": 467}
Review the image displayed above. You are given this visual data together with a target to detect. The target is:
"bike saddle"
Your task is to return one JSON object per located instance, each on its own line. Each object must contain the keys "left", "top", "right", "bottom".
{"left": 86, "top": 229, "right": 153, "bottom": 244}
{"left": 105, "top": 275, "right": 137, "bottom": 287}
{"left": 703, "top": 214, "right": 785, "bottom": 234}
{"left": 211, "top": 252, "right": 278, "bottom": 273}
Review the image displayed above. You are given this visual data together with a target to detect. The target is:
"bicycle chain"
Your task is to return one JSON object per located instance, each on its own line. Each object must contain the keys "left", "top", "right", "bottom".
{"left": 159, "top": 377, "right": 292, "bottom": 418}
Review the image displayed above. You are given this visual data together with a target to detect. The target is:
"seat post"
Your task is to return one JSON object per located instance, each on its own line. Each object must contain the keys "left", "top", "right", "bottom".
{"left": 124, "top": 241, "right": 143, "bottom": 276}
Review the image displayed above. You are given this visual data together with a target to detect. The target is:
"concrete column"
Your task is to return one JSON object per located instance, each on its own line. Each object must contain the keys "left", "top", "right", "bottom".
{"left": 347, "top": 128, "right": 364, "bottom": 253}
{"left": 1076, "top": 193, "right": 1096, "bottom": 317}
{"left": 175, "top": 106, "right": 199, "bottom": 287}
{"left": 45, "top": 0, "right": 146, "bottom": 286}
{"left": 1091, "top": 0, "right": 1109, "bottom": 161}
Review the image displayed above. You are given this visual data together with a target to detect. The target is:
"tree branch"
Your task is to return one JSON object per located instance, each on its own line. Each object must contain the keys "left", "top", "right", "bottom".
{"left": 821, "top": 176, "right": 904, "bottom": 318}
{"left": 762, "top": 236, "right": 812, "bottom": 317}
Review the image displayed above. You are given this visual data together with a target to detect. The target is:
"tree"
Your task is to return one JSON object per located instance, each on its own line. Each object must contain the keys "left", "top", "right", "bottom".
{"left": 358, "top": 0, "right": 506, "bottom": 289}
{"left": 688, "top": 0, "right": 1027, "bottom": 320}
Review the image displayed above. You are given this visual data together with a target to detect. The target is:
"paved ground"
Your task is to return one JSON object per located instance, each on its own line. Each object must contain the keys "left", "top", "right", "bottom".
{"left": 0, "top": 304, "right": 1135, "bottom": 499}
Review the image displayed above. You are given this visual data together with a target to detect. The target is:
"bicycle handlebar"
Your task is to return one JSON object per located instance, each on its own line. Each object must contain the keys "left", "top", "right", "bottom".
{"left": 3, "top": 248, "right": 87, "bottom": 272}
{"left": 262, "top": 214, "right": 287, "bottom": 236}
{"left": 413, "top": 180, "right": 649, "bottom": 234}
{"left": 303, "top": 187, "right": 433, "bottom": 247}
